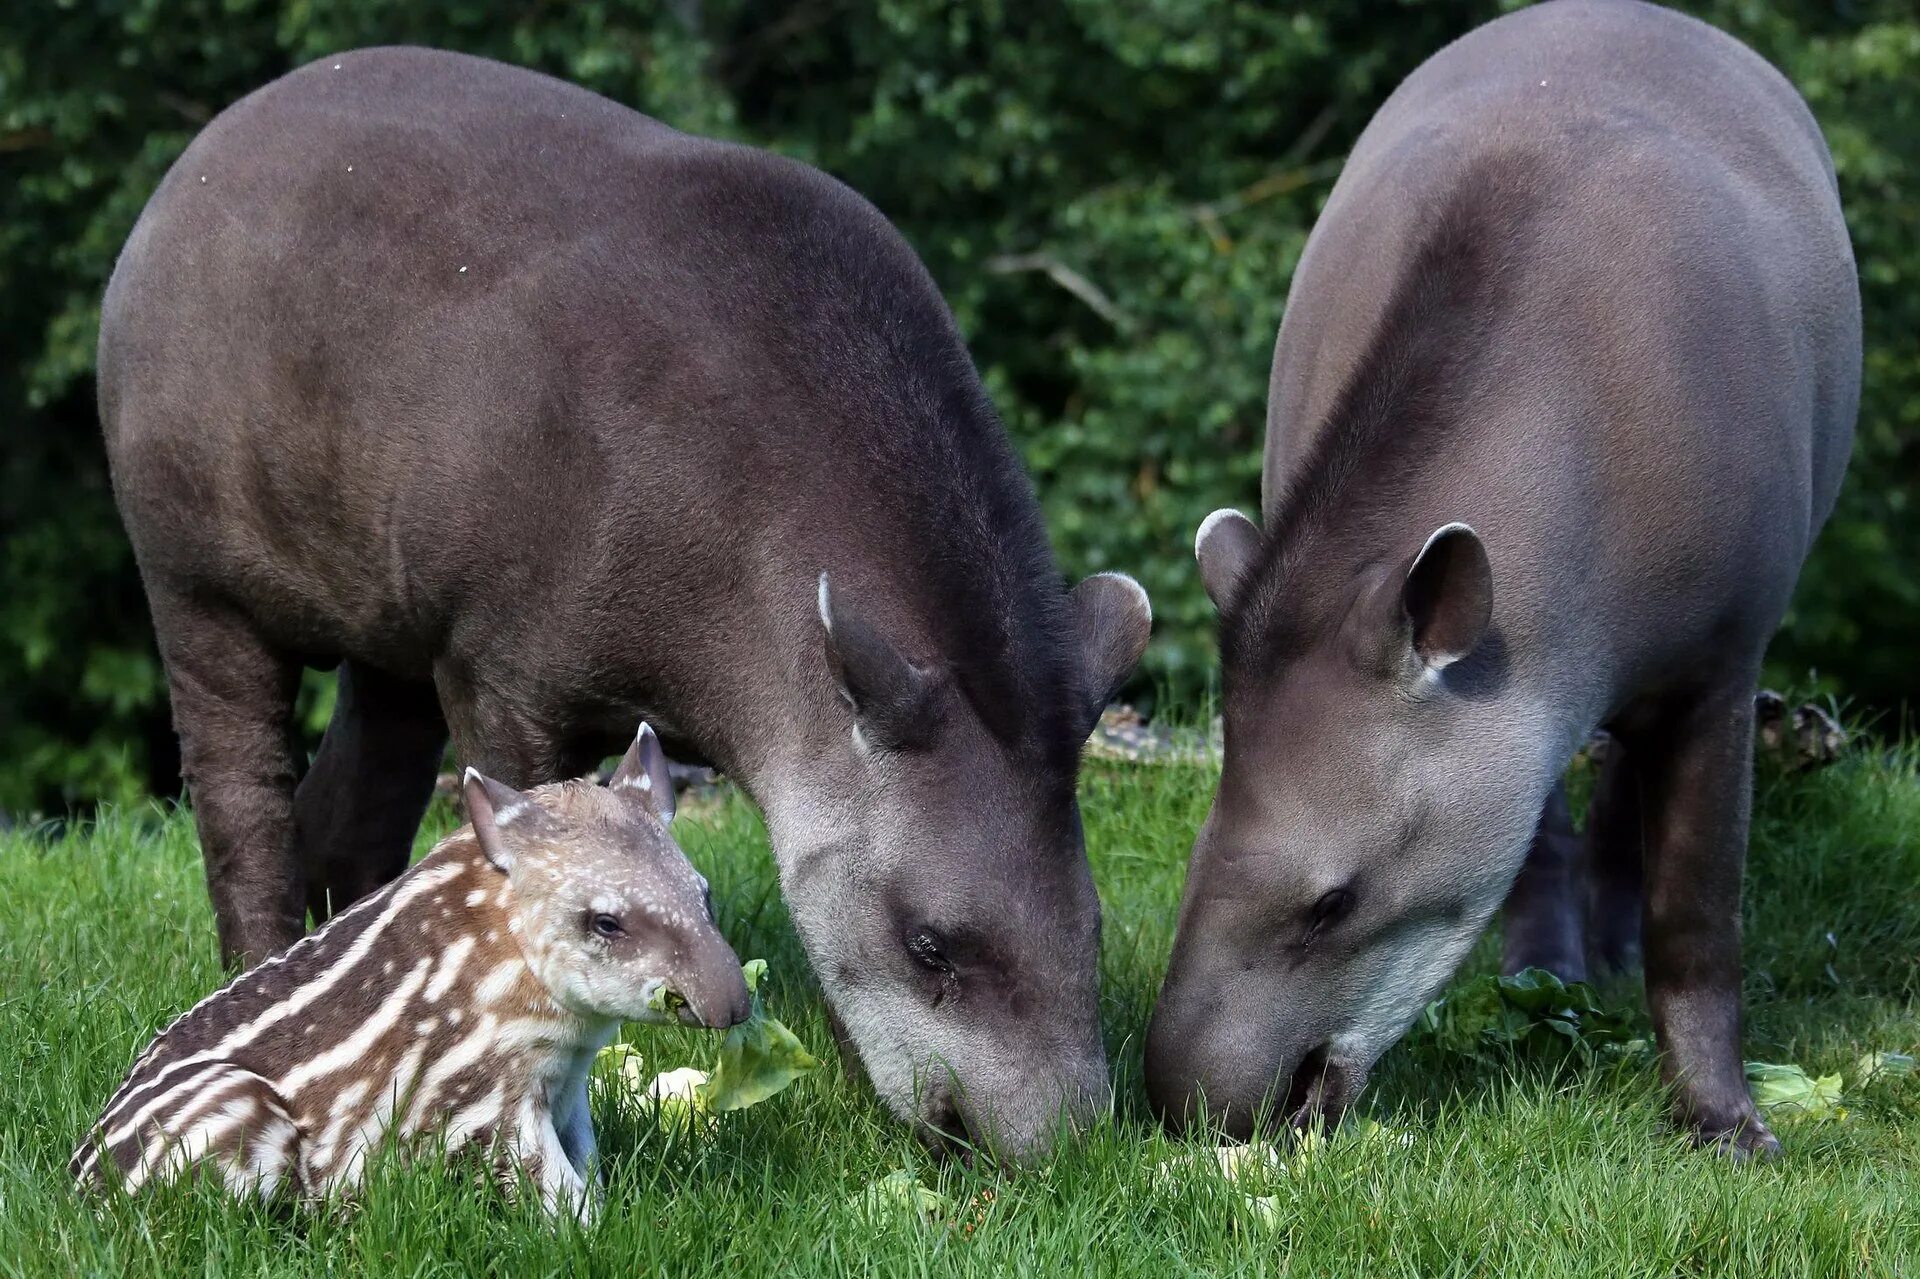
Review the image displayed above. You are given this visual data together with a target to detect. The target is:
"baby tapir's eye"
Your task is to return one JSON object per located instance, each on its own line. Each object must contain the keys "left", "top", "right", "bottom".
{"left": 589, "top": 912, "right": 625, "bottom": 939}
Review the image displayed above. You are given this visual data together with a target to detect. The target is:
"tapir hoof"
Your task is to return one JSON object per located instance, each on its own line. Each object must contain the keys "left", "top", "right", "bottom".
{"left": 1689, "top": 1110, "right": 1781, "bottom": 1162}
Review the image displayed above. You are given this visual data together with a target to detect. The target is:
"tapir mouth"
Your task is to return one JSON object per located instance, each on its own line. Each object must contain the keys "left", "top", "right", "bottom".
{"left": 916, "top": 1089, "right": 979, "bottom": 1167}
{"left": 1281, "top": 1043, "right": 1357, "bottom": 1131}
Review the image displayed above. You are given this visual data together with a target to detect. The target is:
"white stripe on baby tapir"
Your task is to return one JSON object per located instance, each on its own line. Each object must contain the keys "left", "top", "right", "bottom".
{"left": 425, "top": 935, "right": 476, "bottom": 1002}
{"left": 279, "top": 956, "right": 433, "bottom": 1096}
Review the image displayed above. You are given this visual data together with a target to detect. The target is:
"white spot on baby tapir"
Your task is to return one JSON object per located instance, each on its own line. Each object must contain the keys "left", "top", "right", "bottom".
{"left": 474, "top": 959, "right": 526, "bottom": 1007}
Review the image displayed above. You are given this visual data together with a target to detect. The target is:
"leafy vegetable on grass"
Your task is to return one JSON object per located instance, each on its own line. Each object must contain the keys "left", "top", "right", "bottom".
{"left": 599, "top": 958, "right": 821, "bottom": 1120}
{"left": 1418, "top": 968, "right": 1641, "bottom": 1056}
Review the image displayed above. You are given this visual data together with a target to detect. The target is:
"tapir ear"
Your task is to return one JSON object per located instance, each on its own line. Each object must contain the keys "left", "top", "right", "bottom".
{"left": 1195, "top": 509, "right": 1263, "bottom": 611}
{"left": 462, "top": 768, "right": 542, "bottom": 873}
{"left": 817, "top": 572, "right": 943, "bottom": 751}
{"left": 1402, "top": 522, "right": 1492, "bottom": 670}
{"left": 608, "top": 721, "right": 676, "bottom": 825}
{"left": 1070, "top": 572, "right": 1152, "bottom": 733}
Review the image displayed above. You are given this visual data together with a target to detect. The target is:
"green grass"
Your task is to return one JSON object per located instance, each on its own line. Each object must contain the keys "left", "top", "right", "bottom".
{"left": 2, "top": 747, "right": 1917, "bottom": 1277}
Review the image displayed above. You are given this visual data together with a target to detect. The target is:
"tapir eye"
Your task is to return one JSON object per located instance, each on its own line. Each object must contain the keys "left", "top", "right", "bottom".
{"left": 904, "top": 928, "right": 953, "bottom": 975}
{"left": 1307, "top": 888, "right": 1354, "bottom": 935}
{"left": 590, "top": 913, "right": 624, "bottom": 939}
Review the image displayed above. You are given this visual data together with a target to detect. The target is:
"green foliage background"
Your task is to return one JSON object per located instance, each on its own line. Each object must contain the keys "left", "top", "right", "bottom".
{"left": 3, "top": 0, "right": 1916, "bottom": 811}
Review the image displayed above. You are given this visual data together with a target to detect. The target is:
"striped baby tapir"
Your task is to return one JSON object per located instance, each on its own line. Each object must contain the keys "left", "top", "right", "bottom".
{"left": 71, "top": 723, "right": 751, "bottom": 1218}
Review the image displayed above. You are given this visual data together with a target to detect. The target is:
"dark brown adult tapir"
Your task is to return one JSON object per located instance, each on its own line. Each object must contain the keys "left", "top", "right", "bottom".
{"left": 99, "top": 47, "right": 1153, "bottom": 1160}
{"left": 1146, "top": 0, "right": 1858, "bottom": 1156}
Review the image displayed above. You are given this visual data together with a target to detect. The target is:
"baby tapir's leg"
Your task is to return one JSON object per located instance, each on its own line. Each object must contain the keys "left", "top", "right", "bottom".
{"left": 1500, "top": 781, "right": 1588, "bottom": 982}
{"left": 1634, "top": 682, "right": 1776, "bottom": 1158}
{"left": 293, "top": 660, "right": 447, "bottom": 924}
{"left": 82, "top": 1063, "right": 309, "bottom": 1199}
{"left": 494, "top": 1106, "right": 595, "bottom": 1223}
{"left": 149, "top": 592, "right": 305, "bottom": 969}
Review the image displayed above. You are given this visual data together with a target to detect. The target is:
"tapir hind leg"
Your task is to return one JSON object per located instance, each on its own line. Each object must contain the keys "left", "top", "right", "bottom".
{"left": 1500, "top": 782, "right": 1588, "bottom": 981}
{"left": 150, "top": 591, "right": 304, "bottom": 969}
{"left": 1583, "top": 741, "right": 1645, "bottom": 974}
{"left": 1634, "top": 682, "right": 1776, "bottom": 1158}
{"left": 293, "top": 659, "right": 447, "bottom": 922}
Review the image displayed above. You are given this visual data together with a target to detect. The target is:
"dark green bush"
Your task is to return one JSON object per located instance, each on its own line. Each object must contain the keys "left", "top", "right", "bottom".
{"left": 3, "top": 1, "right": 1915, "bottom": 811}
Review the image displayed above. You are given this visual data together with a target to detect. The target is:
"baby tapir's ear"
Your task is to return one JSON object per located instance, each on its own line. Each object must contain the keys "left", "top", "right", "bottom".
{"left": 608, "top": 721, "right": 676, "bottom": 825}
{"left": 817, "top": 572, "right": 943, "bottom": 751}
{"left": 462, "top": 768, "right": 541, "bottom": 872}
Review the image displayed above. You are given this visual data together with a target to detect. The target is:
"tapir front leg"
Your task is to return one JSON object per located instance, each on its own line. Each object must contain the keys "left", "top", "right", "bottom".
{"left": 1635, "top": 684, "right": 1777, "bottom": 1158}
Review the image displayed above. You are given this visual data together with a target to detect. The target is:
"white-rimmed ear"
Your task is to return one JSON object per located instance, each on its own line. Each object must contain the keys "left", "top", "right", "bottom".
{"left": 1070, "top": 571, "right": 1152, "bottom": 733}
{"left": 817, "top": 571, "right": 943, "bottom": 751}
{"left": 1403, "top": 522, "right": 1492, "bottom": 670}
{"left": 1195, "top": 508, "right": 1262, "bottom": 610}
{"left": 608, "top": 721, "right": 676, "bottom": 825}
{"left": 462, "top": 767, "right": 539, "bottom": 872}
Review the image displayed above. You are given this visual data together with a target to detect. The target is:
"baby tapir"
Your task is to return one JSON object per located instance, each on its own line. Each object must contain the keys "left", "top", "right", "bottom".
{"left": 72, "top": 725, "right": 748, "bottom": 1217}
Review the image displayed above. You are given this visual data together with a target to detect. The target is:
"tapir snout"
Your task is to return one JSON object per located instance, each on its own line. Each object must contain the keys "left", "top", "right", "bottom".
{"left": 675, "top": 939, "right": 754, "bottom": 1030}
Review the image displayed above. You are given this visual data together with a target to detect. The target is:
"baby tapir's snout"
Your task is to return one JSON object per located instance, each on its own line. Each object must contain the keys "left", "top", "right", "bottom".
{"left": 672, "top": 934, "right": 754, "bottom": 1030}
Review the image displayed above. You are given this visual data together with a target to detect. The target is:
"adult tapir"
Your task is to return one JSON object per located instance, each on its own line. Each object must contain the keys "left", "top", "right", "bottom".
{"left": 1146, "top": 0, "right": 1858, "bottom": 1156}
{"left": 99, "top": 47, "right": 1153, "bottom": 1159}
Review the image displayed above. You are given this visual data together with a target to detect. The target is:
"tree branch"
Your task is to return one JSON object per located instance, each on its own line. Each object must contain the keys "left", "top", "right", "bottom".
{"left": 986, "top": 252, "right": 1136, "bottom": 332}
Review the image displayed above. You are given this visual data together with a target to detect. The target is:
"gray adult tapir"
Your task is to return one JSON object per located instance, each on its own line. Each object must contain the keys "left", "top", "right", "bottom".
{"left": 1146, "top": 0, "right": 1858, "bottom": 1156}
{"left": 98, "top": 47, "right": 1153, "bottom": 1159}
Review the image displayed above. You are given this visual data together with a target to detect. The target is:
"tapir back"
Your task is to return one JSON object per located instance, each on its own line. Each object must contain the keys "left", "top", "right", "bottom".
{"left": 99, "top": 46, "right": 1033, "bottom": 737}
{"left": 1263, "top": 0, "right": 1858, "bottom": 690}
